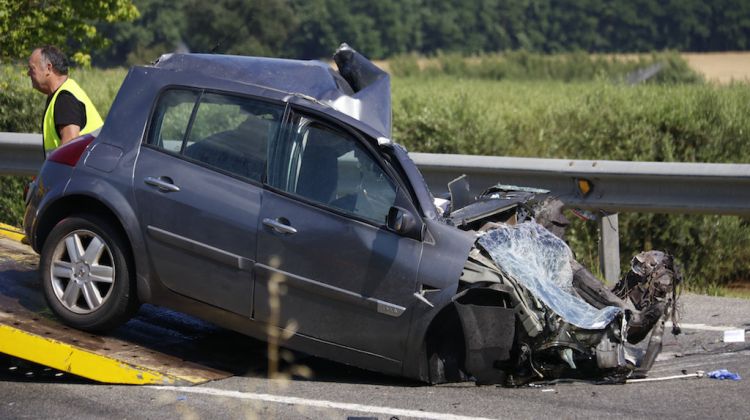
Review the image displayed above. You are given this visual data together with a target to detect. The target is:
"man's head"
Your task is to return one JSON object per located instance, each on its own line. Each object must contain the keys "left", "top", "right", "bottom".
{"left": 28, "top": 46, "right": 69, "bottom": 95}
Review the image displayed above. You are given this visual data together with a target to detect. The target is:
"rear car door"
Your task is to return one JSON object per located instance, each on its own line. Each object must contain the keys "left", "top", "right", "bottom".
{"left": 255, "top": 110, "right": 424, "bottom": 361}
{"left": 134, "top": 88, "right": 285, "bottom": 317}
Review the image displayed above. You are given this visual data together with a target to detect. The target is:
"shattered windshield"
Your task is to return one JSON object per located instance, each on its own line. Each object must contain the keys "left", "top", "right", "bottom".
{"left": 478, "top": 222, "right": 622, "bottom": 330}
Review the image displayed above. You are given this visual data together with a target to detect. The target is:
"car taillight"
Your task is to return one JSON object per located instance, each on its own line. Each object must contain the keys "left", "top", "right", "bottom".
{"left": 47, "top": 134, "right": 96, "bottom": 166}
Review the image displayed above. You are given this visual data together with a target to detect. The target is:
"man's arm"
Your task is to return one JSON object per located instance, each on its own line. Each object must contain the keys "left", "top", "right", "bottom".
{"left": 58, "top": 124, "right": 81, "bottom": 144}
{"left": 53, "top": 91, "right": 85, "bottom": 145}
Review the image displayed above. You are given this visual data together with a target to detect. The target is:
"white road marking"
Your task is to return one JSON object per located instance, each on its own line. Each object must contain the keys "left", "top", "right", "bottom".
{"left": 666, "top": 322, "right": 747, "bottom": 332}
{"left": 150, "top": 385, "right": 497, "bottom": 420}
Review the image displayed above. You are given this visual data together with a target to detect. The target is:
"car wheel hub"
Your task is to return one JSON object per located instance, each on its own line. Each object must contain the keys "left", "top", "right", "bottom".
{"left": 49, "top": 229, "right": 115, "bottom": 315}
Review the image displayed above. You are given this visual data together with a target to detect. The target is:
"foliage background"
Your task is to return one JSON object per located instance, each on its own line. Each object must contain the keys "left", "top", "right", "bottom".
{"left": 0, "top": 0, "right": 139, "bottom": 65}
{"left": 3, "top": 1, "right": 748, "bottom": 66}
{"left": 2, "top": 54, "right": 749, "bottom": 291}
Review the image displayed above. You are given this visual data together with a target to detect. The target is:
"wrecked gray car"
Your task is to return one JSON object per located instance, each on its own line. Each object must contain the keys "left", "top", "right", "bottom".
{"left": 23, "top": 44, "right": 680, "bottom": 386}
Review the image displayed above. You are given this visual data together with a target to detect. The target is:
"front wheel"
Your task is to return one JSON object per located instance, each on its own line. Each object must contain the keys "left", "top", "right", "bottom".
{"left": 40, "top": 214, "right": 139, "bottom": 332}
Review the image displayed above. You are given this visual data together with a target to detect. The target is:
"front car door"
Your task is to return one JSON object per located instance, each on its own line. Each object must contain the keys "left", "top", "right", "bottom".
{"left": 255, "top": 110, "right": 424, "bottom": 362}
{"left": 134, "top": 88, "right": 285, "bottom": 317}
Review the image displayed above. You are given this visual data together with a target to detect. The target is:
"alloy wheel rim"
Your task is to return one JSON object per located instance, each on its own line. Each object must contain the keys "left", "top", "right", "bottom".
{"left": 49, "top": 229, "right": 115, "bottom": 314}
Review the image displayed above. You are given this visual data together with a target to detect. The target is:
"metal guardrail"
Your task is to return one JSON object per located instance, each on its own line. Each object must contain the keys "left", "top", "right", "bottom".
{"left": 4, "top": 132, "right": 750, "bottom": 282}
{"left": 6, "top": 132, "right": 749, "bottom": 216}
{"left": 408, "top": 153, "right": 750, "bottom": 283}
{"left": 411, "top": 153, "right": 750, "bottom": 216}
{"left": 0, "top": 133, "right": 44, "bottom": 176}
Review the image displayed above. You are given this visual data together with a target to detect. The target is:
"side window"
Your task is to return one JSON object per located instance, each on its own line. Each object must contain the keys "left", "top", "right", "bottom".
{"left": 270, "top": 117, "right": 397, "bottom": 225}
{"left": 147, "top": 89, "right": 198, "bottom": 153}
{"left": 147, "top": 89, "right": 284, "bottom": 182}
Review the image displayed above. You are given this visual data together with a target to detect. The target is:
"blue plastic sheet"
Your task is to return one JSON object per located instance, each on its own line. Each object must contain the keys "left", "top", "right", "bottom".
{"left": 478, "top": 223, "right": 622, "bottom": 330}
{"left": 707, "top": 369, "right": 742, "bottom": 381}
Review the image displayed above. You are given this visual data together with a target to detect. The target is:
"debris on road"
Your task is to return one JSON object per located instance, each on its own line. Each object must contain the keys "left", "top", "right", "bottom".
{"left": 707, "top": 369, "right": 742, "bottom": 381}
{"left": 626, "top": 370, "right": 705, "bottom": 384}
{"left": 723, "top": 329, "right": 746, "bottom": 343}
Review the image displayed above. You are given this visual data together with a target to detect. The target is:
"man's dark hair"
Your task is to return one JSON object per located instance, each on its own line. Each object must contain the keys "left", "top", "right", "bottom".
{"left": 39, "top": 45, "right": 69, "bottom": 75}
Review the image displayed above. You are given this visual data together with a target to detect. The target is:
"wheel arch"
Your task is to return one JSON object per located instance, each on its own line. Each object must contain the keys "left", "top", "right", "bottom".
{"left": 33, "top": 193, "right": 153, "bottom": 302}
{"left": 417, "top": 284, "right": 518, "bottom": 384}
{"left": 422, "top": 302, "right": 467, "bottom": 384}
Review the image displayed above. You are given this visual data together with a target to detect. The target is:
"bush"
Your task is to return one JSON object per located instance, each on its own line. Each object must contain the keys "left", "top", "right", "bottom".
{"left": 387, "top": 53, "right": 421, "bottom": 78}
{"left": 0, "top": 66, "right": 44, "bottom": 132}
{"left": 0, "top": 66, "right": 44, "bottom": 228}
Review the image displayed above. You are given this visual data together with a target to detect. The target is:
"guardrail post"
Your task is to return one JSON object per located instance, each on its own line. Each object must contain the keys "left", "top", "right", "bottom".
{"left": 598, "top": 212, "right": 620, "bottom": 285}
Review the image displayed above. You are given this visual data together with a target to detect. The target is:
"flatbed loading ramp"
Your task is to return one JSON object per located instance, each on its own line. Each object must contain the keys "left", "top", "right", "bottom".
{"left": 0, "top": 224, "right": 253, "bottom": 385}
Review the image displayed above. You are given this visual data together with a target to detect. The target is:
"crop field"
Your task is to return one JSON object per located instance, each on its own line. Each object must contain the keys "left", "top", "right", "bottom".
{"left": 382, "top": 51, "right": 750, "bottom": 84}
{"left": 2, "top": 52, "right": 750, "bottom": 293}
{"left": 684, "top": 52, "right": 750, "bottom": 84}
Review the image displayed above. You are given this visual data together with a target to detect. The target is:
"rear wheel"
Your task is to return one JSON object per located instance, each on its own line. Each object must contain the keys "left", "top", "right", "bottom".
{"left": 40, "top": 214, "right": 139, "bottom": 332}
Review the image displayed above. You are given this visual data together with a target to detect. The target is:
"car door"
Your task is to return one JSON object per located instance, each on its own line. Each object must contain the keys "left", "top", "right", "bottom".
{"left": 255, "top": 111, "right": 424, "bottom": 361}
{"left": 134, "top": 88, "right": 285, "bottom": 317}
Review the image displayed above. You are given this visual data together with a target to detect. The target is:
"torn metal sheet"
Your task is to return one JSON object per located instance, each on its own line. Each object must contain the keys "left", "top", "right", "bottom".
{"left": 442, "top": 178, "right": 681, "bottom": 386}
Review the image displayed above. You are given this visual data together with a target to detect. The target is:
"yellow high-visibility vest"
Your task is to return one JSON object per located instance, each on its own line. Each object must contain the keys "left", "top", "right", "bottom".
{"left": 43, "top": 78, "right": 104, "bottom": 152}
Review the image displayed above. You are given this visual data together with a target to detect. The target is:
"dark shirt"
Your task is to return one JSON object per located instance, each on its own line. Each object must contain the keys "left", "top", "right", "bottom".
{"left": 43, "top": 90, "right": 87, "bottom": 135}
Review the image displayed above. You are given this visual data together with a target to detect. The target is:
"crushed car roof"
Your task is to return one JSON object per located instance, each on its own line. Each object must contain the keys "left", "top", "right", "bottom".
{"left": 153, "top": 44, "right": 392, "bottom": 138}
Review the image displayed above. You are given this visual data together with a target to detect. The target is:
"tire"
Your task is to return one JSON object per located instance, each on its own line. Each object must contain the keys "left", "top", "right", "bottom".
{"left": 40, "top": 214, "right": 139, "bottom": 332}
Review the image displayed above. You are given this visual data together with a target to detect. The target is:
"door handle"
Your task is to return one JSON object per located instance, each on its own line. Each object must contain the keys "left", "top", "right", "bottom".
{"left": 144, "top": 176, "right": 180, "bottom": 192}
{"left": 262, "top": 218, "right": 297, "bottom": 235}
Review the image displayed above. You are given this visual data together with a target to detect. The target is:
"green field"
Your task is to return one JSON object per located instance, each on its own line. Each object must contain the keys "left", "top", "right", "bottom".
{"left": 2, "top": 58, "right": 749, "bottom": 294}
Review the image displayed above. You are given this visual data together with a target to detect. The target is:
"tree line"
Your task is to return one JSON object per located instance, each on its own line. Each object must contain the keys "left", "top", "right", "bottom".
{"left": 92, "top": 0, "right": 750, "bottom": 66}
{"left": 2, "top": 0, "right": 748, "bottom": 67}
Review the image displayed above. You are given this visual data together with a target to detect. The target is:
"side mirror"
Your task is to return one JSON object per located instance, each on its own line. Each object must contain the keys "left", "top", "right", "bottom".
{"left": 387, "top": 206, "right": 422, "bottom": 240}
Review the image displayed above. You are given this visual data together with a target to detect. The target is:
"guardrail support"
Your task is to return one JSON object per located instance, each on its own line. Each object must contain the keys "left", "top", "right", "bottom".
{"left": 598, "top": 213, "right": 621, "bottom": 285}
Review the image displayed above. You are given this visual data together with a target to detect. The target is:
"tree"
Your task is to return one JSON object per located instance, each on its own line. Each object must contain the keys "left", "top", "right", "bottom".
{"left": 93, "top": 0, "right": 189, "bottom": 67}
{"left": 183, "top": 0, "right": 297, "bottom": 57}
{"left": 0, "top": 0, "right": 139, "bottom": 65}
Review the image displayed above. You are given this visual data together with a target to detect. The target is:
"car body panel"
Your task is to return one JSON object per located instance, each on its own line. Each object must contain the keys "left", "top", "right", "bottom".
{"left": 255, "top": 187, "right": 421, "bottom": 360}
{"left": 23, "top": 162, "right": 74, "bottom": 249}
{"left": 133, "top": 147, "right": 261, "bottom": 317}
{"left": 402, "top": 218, "right": 476, "bottom": 379}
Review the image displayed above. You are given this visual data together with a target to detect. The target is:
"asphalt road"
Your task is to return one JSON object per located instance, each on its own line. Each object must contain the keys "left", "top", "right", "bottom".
{"left": 1, "top": 237, "right": 748, "bottom": 419}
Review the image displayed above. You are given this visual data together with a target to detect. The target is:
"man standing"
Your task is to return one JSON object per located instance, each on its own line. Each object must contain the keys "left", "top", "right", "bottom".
{"left": 27, "top": 46, "right": 103, "bottom": 153}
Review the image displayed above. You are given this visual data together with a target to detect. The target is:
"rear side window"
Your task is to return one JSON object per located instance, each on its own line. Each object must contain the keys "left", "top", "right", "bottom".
{"left": 148, "top": 90, "right": 198, "bottom": 153}
{"left": 147, "top": 89, "right": 284, "bottom": 182}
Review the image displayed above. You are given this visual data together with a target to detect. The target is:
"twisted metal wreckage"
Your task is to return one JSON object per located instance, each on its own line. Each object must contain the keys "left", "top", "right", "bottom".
{"left": 434, "top": 178, "right": 682, "bottom": 386}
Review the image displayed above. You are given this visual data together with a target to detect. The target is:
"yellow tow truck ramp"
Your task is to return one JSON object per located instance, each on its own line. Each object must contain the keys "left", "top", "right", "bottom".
{"left": 0, "top": 223, "right": 233, "bottom": 385}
